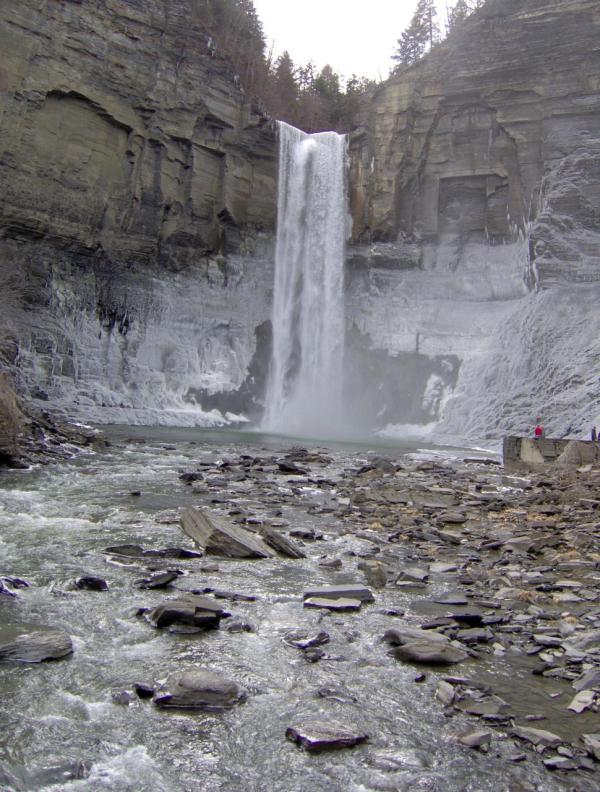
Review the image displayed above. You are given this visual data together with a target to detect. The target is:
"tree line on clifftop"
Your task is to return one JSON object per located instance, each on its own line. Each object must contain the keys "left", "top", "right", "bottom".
{"left": 196, "top": 0, "right": 487, "bottom": 133}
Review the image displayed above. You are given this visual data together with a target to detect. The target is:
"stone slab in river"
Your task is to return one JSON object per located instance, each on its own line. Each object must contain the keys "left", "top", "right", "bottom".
{"left": 0, "top": 623, "right": 73, "bottom": 663}
{"left": 391, "top": 640, "right": 469, "bottom": 665}
{"left": 180, "top": 507, "right": 274, "bottom": 559}
{"left": 303, "top": 585, "right": 374, "bottom": 603}
{"left": 153, "top": 668, "right": 247, "bottom": 710}
{"left": 304, "top": 597, "right": 362, "bottom": 612}
{"left": 261, "top": 526, "right": 306, "bottom": 558}
{"left": 148, "top": 596, "right": 226, "bottom": 630}
{"left": 286, "top": 721, "right": 368, "bottom": 751}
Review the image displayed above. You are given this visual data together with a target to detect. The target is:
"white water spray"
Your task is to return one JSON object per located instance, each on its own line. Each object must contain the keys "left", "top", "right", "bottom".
{"left": 263, "top": 121, "right": 348, "bottom": 436}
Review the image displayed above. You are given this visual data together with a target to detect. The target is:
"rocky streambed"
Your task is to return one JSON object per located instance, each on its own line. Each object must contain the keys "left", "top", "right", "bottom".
{"left": 0, "top": 428, "right": 599, "bottom": 791}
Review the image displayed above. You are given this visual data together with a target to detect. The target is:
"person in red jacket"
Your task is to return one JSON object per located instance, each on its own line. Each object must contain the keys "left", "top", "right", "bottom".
{"left": 534, "top": 422, "right": 544, "bottom": 438}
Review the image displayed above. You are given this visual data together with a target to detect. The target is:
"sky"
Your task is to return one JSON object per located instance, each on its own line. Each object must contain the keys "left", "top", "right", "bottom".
{"left": 252, "top": 0, "right": 450, "bottom": 82}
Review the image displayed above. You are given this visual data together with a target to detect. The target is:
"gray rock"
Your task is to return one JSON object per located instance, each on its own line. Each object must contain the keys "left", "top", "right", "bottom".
{"left": 286, "top": 721, "right": 368, "bottom": 751}
{"left": 434, "top": 592, "right": 469, "bottom": 606}
{"left": 457, "top": 730, "right": 492, "bottom": 749}
{"left": 383, "top": 627, "right": 449, "bottom": 646}
{"left": 390, "top": 640, "right": 468, "bottom": 665}
{"left": 180, "top": 507, "right": 274, "bottom": 559}
{"left": 284, "top": 630, "right": 330, "bottom": 649}
{"left": 581, "top": 733, "right": 600, "bottom": 761}
{"left": 358, "top": 560, "right": 387, "bottom": 588}
{"left": 436, "top": 680, "right": 455, "bottom": 705}
{"left": 567, "top": 689, "right": 595, "bottom": 713}
{"left": 0, "top": 623, "right": 73, "bottom": 663}
{"left": 135, "top": 571, "right": 180, "bottom": 589}
{"left": 153, "top": 668, "right": 246, "bottom": 710}
{"left": 304, "top": 597, "right": 362, "bottom": 612}
{"left": 261, "top": 526, "right": 306, "bottom": 558}
{"left": 396, "top": 566, "right": 429, "bottom": 584}
{"left": 75, "top": 576, "right": 108, "bottom": 591}
{"left": 513, "top": 725, "right": 562, "bottom": 748}
{"left": 303, "top": 584, "right": 374, "bottom": 603}
{"left": 147, "top": 596, "right": 225, "bottom": 631}
{"left": 573, "top": 668, "right": 600, "bottom": 692}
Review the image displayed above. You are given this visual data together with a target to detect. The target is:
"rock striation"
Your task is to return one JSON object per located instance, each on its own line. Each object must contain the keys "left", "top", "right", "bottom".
{"left": 0, "top": 0, "right": 276, "bottom": 428}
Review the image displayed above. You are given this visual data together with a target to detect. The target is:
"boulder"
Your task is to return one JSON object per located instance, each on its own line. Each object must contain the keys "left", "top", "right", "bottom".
{"left": 180, "top": 507, "right": 274, "bottom": 559}
{"left": 286, "top": 721, "right": 368, "bottom": 751}
{"left": 0, "top": 623, "right": 73, "bottom": 663}
{"left": 153, "top": 668, "right": 246, "bottom": 710}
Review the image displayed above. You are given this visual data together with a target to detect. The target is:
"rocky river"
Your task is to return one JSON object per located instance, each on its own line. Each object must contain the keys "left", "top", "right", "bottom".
{"left": 1, "top": 428, "right": 599, "bottom": 791}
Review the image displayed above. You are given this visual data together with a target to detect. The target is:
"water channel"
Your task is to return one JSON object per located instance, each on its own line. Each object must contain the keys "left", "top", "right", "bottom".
{"left": 0, "top": 428, "right": 595, "bottom": 791}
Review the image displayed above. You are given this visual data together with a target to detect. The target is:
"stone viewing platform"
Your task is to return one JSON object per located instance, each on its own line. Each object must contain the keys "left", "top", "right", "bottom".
{"left": 503, "top": 436, "right": 600, "bottom": 472}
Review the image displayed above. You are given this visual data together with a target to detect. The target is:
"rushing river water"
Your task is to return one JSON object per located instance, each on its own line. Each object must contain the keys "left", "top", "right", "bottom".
{"left": 0, "top": 428, "right": 594, "bottom": 791}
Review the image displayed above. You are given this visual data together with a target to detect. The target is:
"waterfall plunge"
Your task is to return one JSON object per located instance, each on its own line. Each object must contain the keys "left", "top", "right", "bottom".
{"left": 263, "top": 122, "right": 348, "bottom": 437}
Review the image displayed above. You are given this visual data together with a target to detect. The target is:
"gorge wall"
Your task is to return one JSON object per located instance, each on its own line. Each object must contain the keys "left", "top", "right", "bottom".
{"left": 1, "top": 0, "right": 600, "bottom": 444}
{"left": 0, "top": 0, "right": 276, "bottom": 426}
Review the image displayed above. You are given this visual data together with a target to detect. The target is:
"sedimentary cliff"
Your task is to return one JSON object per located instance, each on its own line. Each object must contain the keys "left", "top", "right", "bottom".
{"left": 0, "top": 0, "right": 276, "bottom": 428}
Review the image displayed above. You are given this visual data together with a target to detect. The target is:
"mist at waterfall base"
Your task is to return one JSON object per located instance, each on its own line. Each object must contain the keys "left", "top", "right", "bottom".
{"left": 262, "top": 122, "right": 349, "bottom": 439}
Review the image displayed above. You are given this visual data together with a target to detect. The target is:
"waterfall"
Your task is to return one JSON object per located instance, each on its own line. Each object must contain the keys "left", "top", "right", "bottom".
{"left": 263, "top": 121, "right": 348, "bottom": 437}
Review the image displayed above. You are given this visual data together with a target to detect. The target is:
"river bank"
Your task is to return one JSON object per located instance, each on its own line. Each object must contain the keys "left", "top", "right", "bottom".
{"left": 0, "top": 430, "right": 598, "bottom": 791}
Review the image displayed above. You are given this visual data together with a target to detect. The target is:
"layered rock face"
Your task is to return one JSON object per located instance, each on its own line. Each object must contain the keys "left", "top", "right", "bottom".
{"left": 347, "top": 0, "right": 600, "bottom": 440}
{"left": 0, "top": 0, "right": 276, "bottom": 425}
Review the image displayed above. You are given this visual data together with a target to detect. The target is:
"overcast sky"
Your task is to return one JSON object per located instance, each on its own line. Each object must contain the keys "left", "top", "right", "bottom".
{"left": 252, "top": 0, "right": 449, "bottom": 82}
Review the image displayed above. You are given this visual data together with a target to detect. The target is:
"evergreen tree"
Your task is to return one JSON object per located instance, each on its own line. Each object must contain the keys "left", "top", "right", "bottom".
{"left": 446, "top": 0, "right": 471, "bottom": 32}
{"left": 392, "top": 0, "right": 440, "bottom": 69}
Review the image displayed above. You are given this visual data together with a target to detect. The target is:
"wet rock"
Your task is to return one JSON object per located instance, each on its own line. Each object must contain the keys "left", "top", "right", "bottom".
{"left": 104, "top": 544, "right": 202, "bottom": 559}
{"left": 179, "top": 471, "right": 204, "bottom": 483}
{"left": 134, "top": 683, "right": 155, "bottom": 699}
{"left": 180, "top": 507, "right": 274, "bottom": 559}
{"left": 430, "top": 562, "right": 458, "bottom": 573}
{"left": 573, "top": 668, "right": 600, "bottom": 692}
{"left": 581, "top": 733, "right": 600, "bottom": 761}
{"left": 456, "top": 627, "right": 494, "bottom": 644}
{"left": 210, "top": 589, "right": 256, "bottom": 602}
{"left": 436, "top": 680, "right": 455, "bottom": 705}
{"left": 285, "top": 721, "right": 368, "bottom": 751}
{"left": 112, "top": 689, "right": 135, "bottom": 705}
{"left": 304, "top": 597, "right": 362, "bottom": 612}
{"left": 457, "top": 730, "right": 492, "bottom": 749}
{"left": 0, "top": 623, "right": 73, "bottom": 662}
{"left": 303, "top": 585, "right": 374, "bottom": 603}
{"left": 512, "top": 725, "right": 562, "bottom": 748}
{"left": 147, "top": 596, "right": 226, "bottom": 631}
{"left": 290, "top": 528, "right": 322, "bottom": 541}
{"left": 543, "top": 755, "right": 578, "bottom": 771}
{"left": 261, "top": 526, "right": 306, "bottom": 558}
{"left": 390, "top": 641, "right": 469, "bottom": 665}
{"left": 75, "top": 576, "right": 108, "bottom": 591}
{"left": 224, "top": 620, "right": 255, "bottom": 633}
{"left": 358, "top": 559, "right": 387, "bottom": 588}
{"left": 383, "top": 627, "right": 449, "bottom": 646}
{"left": 567, "top": 689, "right": 595, "bottom": 713}
{"left": 316, "top": 685, "right": 358, "bottom": 704}
{"left": 284, "top": 630, "right": 330, "bottom": 650}
{"left": 277, "top": 460, "right": 308, "bottom": 475}
{"left": 153, "top": 668, "right": 246, "bottom": 710}
{"left": 434, "top": 592, "right": 469, "bottom": 606}
{"left": 451, "top": 612, "right": 485, "bottom": 627}
{"left": 135, "top": 571, "right": 181, "bottom": 589}
{"left": 456, "top": 696, "right": 509, "bottom": 717}
{"left": 396, "top": 566, "right": 429, "bottom": 584}
{"left": 319, "top": 558, "right": 342, "bottom": 569}
{"left": 0, "top": 579, "right": 17, "bottom": 597}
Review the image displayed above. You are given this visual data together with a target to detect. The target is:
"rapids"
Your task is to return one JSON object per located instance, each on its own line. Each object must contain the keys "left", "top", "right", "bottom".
{"left": 0, "top": 429, "right": 593, "bottom": 791}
